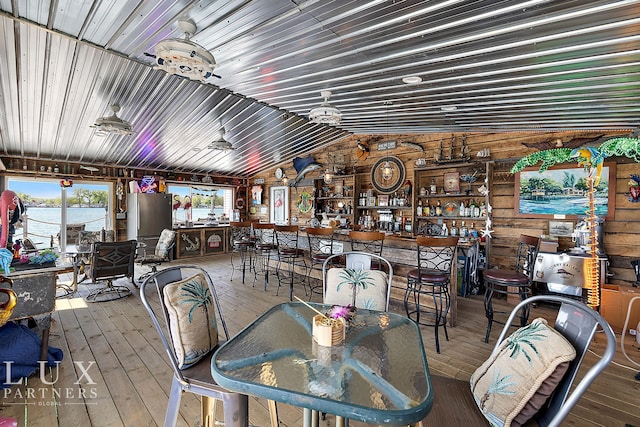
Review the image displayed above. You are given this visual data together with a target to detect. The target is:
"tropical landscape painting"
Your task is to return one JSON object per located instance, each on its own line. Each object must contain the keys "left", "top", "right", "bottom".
{"left": 515, "top": 163, "right": 616, "bottom": 219}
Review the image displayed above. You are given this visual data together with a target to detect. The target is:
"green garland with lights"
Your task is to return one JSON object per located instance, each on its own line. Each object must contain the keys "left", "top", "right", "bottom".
{"left": 510, "top": 148, "right": 573, "bottom": 173}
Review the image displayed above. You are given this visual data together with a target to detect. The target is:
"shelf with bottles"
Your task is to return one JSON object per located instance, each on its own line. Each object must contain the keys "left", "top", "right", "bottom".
{"left": 355, "top": 205, "right": 412, "bottom": 211}
{"left": 415, "top": 197, "right": 486, "bottom": 218}
{"left": 314, "top": 199, "right": 355, "bottom": 217}
{"left": 314, "top": 174, "right": 357, "bottom": 217}
{"left": 415, "top": 217, "right": 482, "bottom": 239}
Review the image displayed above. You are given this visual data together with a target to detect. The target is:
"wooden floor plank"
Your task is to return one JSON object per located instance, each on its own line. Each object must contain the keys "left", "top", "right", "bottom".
{"left": 2, "top": 253, "right": 639, "bottom": 427}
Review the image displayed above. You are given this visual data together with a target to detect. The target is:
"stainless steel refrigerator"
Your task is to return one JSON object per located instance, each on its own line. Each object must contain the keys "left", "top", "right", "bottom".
{"left": 126, "top": 193, "right": 173, "bottom": 249}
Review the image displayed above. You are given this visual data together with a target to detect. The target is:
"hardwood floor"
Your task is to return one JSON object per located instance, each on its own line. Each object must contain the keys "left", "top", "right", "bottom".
{"left": 1, "top": 254, "right": 639, "bottom": 426}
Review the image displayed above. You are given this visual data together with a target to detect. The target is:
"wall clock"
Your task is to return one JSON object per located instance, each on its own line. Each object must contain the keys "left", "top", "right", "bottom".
{"left": 370, "top": 156, "right": 406, "bottom": 194}
{"left": 275, "top": 168, "right": 284, "bottom": 179}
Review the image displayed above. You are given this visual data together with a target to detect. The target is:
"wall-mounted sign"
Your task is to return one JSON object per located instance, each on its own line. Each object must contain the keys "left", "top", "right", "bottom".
{"left": 254, "top": 178, "right": 265, "bottom": 184}
{"left": 377, "top": 140, "right": 397, "bottom": 151}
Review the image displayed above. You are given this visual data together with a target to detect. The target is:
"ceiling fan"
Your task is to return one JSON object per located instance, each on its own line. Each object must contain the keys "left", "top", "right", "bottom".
{"left": 91, "top": 104, "right": 134, "bottom": 136}
{"left": 193, "top": 127, "right": 235, "bottom": 151}
{"left": 148, "top": 18, "right": 221, "bottom": 82}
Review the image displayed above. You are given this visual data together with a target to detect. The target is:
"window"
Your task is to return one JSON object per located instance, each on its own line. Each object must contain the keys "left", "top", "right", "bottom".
{"left": 167, "top": 184, "right": 234, "bottom": 224}
{"left": 4, "top": 177, "right": 112, "bottom": 245}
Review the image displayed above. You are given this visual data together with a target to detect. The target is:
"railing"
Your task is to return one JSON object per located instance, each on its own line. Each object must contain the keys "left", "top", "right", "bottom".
{"left": 18, "top": 213, "right": 107, "bottom": 249}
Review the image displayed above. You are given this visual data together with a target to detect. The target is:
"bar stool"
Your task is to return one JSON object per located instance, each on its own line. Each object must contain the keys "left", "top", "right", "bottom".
{"left": 229, "top": 221, "right": 254, "bottom": 284}
{"left": 348, "top": 230, "right": 385, "bottom": 270}
{"left": 305, "top": 227, "right": 335, "bottom": 301}
{"left": 273, "top": 225, "right": 307, "bottom": 300}
{"left": 251, "top": 223, "right": 276, "bottom": 290}
{"left": 482, "top": 234, "right": 540, "bottom": 343}
{"left": 404, "top": 236, "right": 459, "bottom": 353}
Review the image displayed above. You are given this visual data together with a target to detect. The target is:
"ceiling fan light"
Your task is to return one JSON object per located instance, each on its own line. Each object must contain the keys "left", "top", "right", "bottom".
{"left": 154, "top": 19, "right": 217, "bottom": 82}
{"left": 206, "top": 127, "right": 235, "bottom": 151}
{"left": 309, "top": 91, "right": 342, "bottom": 125}
{"left": 91, "top": 104, "right": 134, "bottom": 136}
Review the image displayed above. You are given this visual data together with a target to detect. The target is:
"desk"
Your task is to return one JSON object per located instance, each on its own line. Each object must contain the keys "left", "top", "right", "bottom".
{"left": 211, "top": 302, "right": 432, "bottom": 426}
{"left": 4, "top": 269, "right": 58, "bottom": 361}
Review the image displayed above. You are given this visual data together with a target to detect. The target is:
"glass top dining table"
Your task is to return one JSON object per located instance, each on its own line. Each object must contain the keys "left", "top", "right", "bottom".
{"left": 211, "top": 302, "right": 433, "bottom": 426}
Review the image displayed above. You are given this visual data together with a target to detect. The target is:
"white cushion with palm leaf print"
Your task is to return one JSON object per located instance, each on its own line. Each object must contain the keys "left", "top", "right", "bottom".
{"left": 325, "top": 268, "right": 388, "bottom": 311}
{"left": 163, "top": 273, "right": 219, "bottom": 369}
{"left": 469, "top": 318, "right": 576, "bottom": 427}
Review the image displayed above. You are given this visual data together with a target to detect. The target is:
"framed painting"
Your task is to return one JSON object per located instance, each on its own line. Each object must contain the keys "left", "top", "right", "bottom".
{"left": 514, "top": 162, "right": 616, "bottom": 219}
{"left": 270, "top": 186, "right": 289, "bottom": 225}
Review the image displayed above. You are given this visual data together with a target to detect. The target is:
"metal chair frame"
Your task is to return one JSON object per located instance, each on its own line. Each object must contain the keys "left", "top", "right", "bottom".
{"left": 348, "top": 230, "right": 385, "bottom": 270}
{"left": 229, "top": 221, "right": 254, "bottom": 284}
{"left": 251, "top": 223, "right": 276, "bottom": 290}
{"left": 305, "top": 227, "right": 336, "bottom": 300}
{"left": 404, "top": 236, "right": 459, "bottom": 353}
{"left": 483, "top": 234, "right": 540, "bottom": 343}
{"left": 273, "top": 225, "right": 307, "bottom": 300}
{"left": 140, "top": 265, "right": 262, "bottom": 427}
{"left": 136, "top": 229, "right": 177, "bottom": 283}
{"left": 423, "top": 295, "right": 616, "bottom": 427}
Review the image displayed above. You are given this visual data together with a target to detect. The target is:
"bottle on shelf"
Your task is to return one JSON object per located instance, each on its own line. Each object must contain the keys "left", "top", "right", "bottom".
{"left": 417, "top": 199, "right": 423, "bottom": 217}
{"left": 423, "top": 203, "right": 430, "bottom": 217}
{"left": 460, "top": 221, "right": 468, "bottom": 238}
{"left": 459, "top": 200, "right": 465, "bottom": 217}
{"left": 436, "top": 199, "right": 443, "bottom": 216}
{"left": 441, "top": 221, "right": 448, "bottom": 236}
{"left": 470, "top": 222, "right": 478, "bottom": 238}
{"left": 450, "top": 220, "right": 458, "bottom": 236}
{"left": 430, "top": 178, "right": 437, "bottom": 195}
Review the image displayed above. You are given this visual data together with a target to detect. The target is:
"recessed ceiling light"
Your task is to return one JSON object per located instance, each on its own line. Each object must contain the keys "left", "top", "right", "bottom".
{"left": 441, "top": 105, "right": 458, "bottom": 112}
{"left": 402, "top": 76, "right": 422, "bottom": 84}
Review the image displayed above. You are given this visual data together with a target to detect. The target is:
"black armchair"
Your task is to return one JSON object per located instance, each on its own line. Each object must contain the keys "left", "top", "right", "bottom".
{"left": 85, "top": 240, "right": 137, "bottom": 302}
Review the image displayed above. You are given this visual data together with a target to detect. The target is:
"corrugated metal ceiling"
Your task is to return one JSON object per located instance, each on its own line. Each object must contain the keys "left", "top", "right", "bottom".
{"left": 0, "top": 0, "right": 638, "bottom": 177}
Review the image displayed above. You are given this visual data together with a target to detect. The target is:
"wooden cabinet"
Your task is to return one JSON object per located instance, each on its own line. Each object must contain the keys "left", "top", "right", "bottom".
{"left": 313, "top": 174, "right": 358, "bottom": 225}
{"left": 175, "top": 226, "right": 228, "bottom": 258}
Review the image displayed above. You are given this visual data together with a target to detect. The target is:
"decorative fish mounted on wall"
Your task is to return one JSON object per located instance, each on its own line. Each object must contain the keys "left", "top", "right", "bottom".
{"left": 400, "top": 140, "right": 425, "bottom": 153}
{"left": 291, "top": 155, "right": 322, "bottom": 187}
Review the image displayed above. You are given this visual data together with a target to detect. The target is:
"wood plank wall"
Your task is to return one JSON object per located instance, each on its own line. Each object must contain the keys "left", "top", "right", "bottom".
{"left": 250, "top": 130, "right": 640, "bottom": 290}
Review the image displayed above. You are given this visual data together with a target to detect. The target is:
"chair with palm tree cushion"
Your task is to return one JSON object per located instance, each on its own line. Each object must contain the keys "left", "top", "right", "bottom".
{"left": 317, "top": 251, "right": 393, "bottom": 425}
{"left": 322, "top": 251, "right": 393, "bottom": 312}
{"left": 419, "top": 295, "right": 616, "bottom": 427}
{"left": 140, "top": 265, "right": 280, "bottom": 427}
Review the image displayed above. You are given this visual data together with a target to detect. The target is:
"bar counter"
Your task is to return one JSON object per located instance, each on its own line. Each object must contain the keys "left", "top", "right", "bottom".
{"left": 173, "top": 223, "right": 475, "bottom": 326}
{"left": 300, "top": 228, "right": 475, "bottom": 326}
